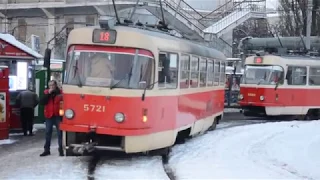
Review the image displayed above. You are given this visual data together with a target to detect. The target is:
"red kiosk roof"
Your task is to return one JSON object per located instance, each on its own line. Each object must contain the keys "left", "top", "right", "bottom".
{"left": 0, "top": 34, "right": 43, "bottom": 59}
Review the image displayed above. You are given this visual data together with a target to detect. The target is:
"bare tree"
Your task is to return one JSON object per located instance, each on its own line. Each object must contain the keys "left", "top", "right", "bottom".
{"left": 278, "top": 0, "right": 320, "bottom": 36}
{"left": 232, "top": 18, "right": 273, "bottom": 56}
{"left": 53, "top": 33, "right": 67, "bottom": 60}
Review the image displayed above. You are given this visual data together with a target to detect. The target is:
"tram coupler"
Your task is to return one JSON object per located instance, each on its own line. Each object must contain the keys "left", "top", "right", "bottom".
{"left": 73, "top": 142, "right": 98, "bottom": 155}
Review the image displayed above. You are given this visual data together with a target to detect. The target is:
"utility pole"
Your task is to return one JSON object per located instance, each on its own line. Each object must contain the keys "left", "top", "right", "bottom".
{"left": 305, "top": 0, "right": 312, "bottom": 50}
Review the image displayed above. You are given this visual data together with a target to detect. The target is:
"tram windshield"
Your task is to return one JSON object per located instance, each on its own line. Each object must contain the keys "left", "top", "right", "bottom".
{"left": 243, "top": 65, "right": 284, "bottom": 85}
{"left": 64, "top": 46, "right": 153, "bottom": 89}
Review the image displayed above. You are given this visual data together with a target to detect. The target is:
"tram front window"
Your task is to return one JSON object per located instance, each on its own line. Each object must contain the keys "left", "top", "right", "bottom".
{"left": 243, "top": 65, "right": 284, "bottom": 85}
{"left": 64, "top": 48, "right": 153, "bottom": 89}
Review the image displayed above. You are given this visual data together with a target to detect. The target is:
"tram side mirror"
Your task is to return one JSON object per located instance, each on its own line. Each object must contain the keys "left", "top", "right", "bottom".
{"left": 43, "top": 48, "right": 52, "bottom": 68}
{"left": 274, "top": 79, "right": 284, "bottom": 91}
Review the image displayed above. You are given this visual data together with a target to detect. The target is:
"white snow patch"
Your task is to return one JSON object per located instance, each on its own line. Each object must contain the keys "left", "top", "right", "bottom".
{"left": 0, "top": 33, "right": 43, "bottom": 59}
{"left": 8, "top": 124, "right": 45, "bottom": 137}
{"left": 0, "top": 139, "right": 16, "bottom": 145}
{"left": 0, "top": 145, "right": 89, "bottom": 179}
{"left": 95, "top": 156, "right": 169, "bottom": 180}
{"left": 170, "top": 120, "right": 320, "bottom": 179}
{"left": 224, "top": 108, "right": 241, "bottom": 113}
{"left": 33, "top": 123, "right": 46, "bottom": 131}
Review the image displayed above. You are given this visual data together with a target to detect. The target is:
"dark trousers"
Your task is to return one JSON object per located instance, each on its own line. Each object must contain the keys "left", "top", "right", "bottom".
{"left": 20, "top": 108, "right": 34, "bottom": 135}
{"left": 44, "top": 116, "right": 63, "bottom": 152}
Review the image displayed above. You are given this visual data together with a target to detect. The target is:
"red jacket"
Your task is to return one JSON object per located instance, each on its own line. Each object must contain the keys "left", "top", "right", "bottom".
{"left": 43, "top": 89, "right": 63, "bottom": 119}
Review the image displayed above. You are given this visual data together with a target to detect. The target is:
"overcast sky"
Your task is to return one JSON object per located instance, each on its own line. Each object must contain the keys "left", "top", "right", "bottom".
{"left": 184, "top": 0, "right": 279, "bottom": 10}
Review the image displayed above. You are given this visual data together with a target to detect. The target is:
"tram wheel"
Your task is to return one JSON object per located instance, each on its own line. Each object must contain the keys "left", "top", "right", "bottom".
{"left": 209, "top": 118, "right": 217, "bottom": 131}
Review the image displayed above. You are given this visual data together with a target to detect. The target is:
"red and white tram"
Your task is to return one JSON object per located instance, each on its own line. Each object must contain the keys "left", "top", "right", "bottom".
{"left": 57, "top": 22, "right": 226, "bottom": 156}
{"left": 239, "top": 54, "right": 320, "bottom": 119}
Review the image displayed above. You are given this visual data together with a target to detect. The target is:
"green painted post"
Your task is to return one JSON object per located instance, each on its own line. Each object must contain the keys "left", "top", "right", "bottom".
{"left": 35, "top": 70, "right": 46, "bottom": 123}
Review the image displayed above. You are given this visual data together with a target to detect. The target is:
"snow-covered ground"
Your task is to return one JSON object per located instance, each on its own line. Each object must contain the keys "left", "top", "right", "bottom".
{"left": 170, "top": 120, "right": 320, "bottom": 179}
{"left": 224, "top": 108, "right": 241, "bottom": 113}
{"left": 95, "top": 156, "right": 169, "bottom": 180}
{"left": 0, "top": 120, "right": 319, "bottom": 179}
{"left": 0, "top": 139, "right": 17, "bottom": 145}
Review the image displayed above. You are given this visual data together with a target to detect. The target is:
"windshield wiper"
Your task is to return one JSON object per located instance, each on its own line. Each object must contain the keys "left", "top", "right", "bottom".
{"left": 110, "top": 73, "right": 130, "bottom": 90}
{"left": 72, "top": 61, "right": 82, "bottom": 88}
{"left": 257, "top": 79, "right": 264, "bottom": 85}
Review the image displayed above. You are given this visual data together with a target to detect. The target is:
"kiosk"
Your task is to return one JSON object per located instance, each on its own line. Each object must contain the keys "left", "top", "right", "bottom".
{"left": 0, "top": 34, "right": 43, "bottom": 131}
{"left": 0, "top": 66, "right": 9, "bottom": 140}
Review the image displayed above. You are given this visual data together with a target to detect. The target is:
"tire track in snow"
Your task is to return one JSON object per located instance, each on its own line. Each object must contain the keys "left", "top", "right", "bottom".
{"left": 246, "top": 122, "right": 315, "bottom": 180}
{"left": 169, "top": 121, "right": 318, "bottom": 179}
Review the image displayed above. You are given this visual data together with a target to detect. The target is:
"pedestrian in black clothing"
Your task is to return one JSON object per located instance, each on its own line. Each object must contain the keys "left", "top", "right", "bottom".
{"left": 16, "top": 88, "right": 39, "bottom": 136}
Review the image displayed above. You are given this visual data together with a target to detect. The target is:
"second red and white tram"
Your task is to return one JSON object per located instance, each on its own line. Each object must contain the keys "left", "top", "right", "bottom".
{"left": 239, "top": 54, "right": 320, "bottom": 119}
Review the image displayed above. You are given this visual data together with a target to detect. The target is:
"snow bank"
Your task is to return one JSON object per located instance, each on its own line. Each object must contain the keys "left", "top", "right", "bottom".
{"left": 170, "top": 120, "right": 320, "bottom": 179}
{"left": 0, "top": 139, "right": 16, "bottom": 145}
{"left": 94, "top": 156, "right": 169, "bottom": 180}
{"left": 0, "top": 146, "right": 90, "bottom": 180}
{"left": 33, "top": 123, "right": 46, "bottom": 131}
{"left": 224, "top": 108, "right": 241, "bottom": 113}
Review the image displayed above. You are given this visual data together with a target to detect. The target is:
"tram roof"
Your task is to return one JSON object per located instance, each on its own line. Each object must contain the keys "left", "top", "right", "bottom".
{"left": 279, "top": 55, "right": 320, "bottom": 61}
{"left": 249, "top": 54, "right": 320, "bottom": 61}
{"left": 0, "top": 33, "right": 43, "bottom": 59}
{"left": 68, "top": 25, "right": 226, "bottom": 60}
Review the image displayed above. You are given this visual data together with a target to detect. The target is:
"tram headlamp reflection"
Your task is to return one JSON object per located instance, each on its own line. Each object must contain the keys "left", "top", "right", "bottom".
{"left": 260, "top": 95, "right": 265, "bottom": 101}
{"left": 114, "top": 113, "right": 125, "bottom": 123}
{"left": 65, "top": 109, "right": 74, "bottom": 119}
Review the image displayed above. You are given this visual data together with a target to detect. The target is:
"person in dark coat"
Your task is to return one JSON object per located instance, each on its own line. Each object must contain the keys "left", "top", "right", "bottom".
{"left": 39, "top": 80, "right": 64, "bottom": 157}
{"left": 16, "top": 88, "right": 39, "bottom": 136}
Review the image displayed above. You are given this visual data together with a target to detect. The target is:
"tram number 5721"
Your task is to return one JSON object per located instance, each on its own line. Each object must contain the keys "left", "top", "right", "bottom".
{"left": 84, "top": 104, "right": 106, "bottom": 112}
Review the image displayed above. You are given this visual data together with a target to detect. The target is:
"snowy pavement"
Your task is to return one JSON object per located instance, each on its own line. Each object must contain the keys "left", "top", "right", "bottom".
{"left": 0, "top": 120, "right": 320, "bottom": 179}
{"left": 95, "top": 156, "right": 169, "bottom": 180}
{"left": 170, "top": 120, "right": 320, "bottom": 180}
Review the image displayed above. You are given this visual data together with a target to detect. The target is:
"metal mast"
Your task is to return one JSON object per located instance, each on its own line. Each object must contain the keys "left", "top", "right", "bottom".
{"left": 305, "top": 0, "right": 313, "bottom": 50}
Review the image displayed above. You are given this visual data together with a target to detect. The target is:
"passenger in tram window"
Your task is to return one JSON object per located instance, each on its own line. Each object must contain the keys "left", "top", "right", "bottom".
{"left": 39, "top": 80, "right": 64, "bottom": 157}
{"left": 88, "top": 53, "right": 114, "bottom": 79}
{"left": 15, "top": 86, "right": 39, "bottom": 136}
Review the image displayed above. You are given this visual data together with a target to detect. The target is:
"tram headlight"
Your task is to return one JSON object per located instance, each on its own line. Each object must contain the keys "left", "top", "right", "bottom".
{"left": 239, "top": 94, "right": 244, "bottom": 100}
{"left": 260, "top": 95, "right": 265, "bottom": 101}
{"left": 65, "top": 109, "right": 74, "bottom": 119}
{"left": 114, "top": 113, "right": 125, "bottom": 123}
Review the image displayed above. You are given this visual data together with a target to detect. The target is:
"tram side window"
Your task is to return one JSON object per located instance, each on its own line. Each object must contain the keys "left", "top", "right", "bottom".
{"left": 207, "top": 60, "right": 214, "bottom": 86}
{"left": 199, "top": 58, "right": 207, "bottom": 87}
{"left": 158, "top": 52, "right": 178, "bottom": 89}
{"left": 213, "top": 60, "right": 220, "bottom": 86}
{"left": 219, "top": 61, "right": 225, "bottom": 86}
{"left": 309, "top": 67, "right": 320, "bottom": 85}
{"left": 190, "top": 56, "right": 199, "bottom": 88}
{"left": 180, "top": 54, "right": 190, "bottom": 89}
{"left": 286, "top": 66, "right": 307, "bottom": 85}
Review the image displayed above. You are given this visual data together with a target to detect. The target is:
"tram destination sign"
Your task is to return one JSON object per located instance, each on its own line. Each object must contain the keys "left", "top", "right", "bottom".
{"left": 254, "top": 57, "right": 263, "bottom": 64}
{"left": 92, "top": 29, "right": 117, "bottom": 44}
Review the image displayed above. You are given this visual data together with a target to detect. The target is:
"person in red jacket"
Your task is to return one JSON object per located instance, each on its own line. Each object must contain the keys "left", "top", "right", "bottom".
{"left": 39, "top": 80, "right": 64, "bottom": 157}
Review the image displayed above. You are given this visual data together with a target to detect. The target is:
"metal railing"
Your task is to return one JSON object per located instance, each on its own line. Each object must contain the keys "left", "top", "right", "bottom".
{"left": 162, "top": 0, "right": 206, "bottom": 30}
{"left": 204, "top": 2, "right": 266, "bottom": 35}
{"left": 200, "top": 0, "right": 266, "bottom": 28}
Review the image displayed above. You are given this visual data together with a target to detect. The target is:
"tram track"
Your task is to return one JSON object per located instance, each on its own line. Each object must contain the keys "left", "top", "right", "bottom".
{"left": 162, "top": 154, "right": 176, "bottom": 180}
{"left": 85, "top": 149, "right": 176, "bottom": 180}
{"left": 87, "top": 153, "right": 101, "bottom": 180}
